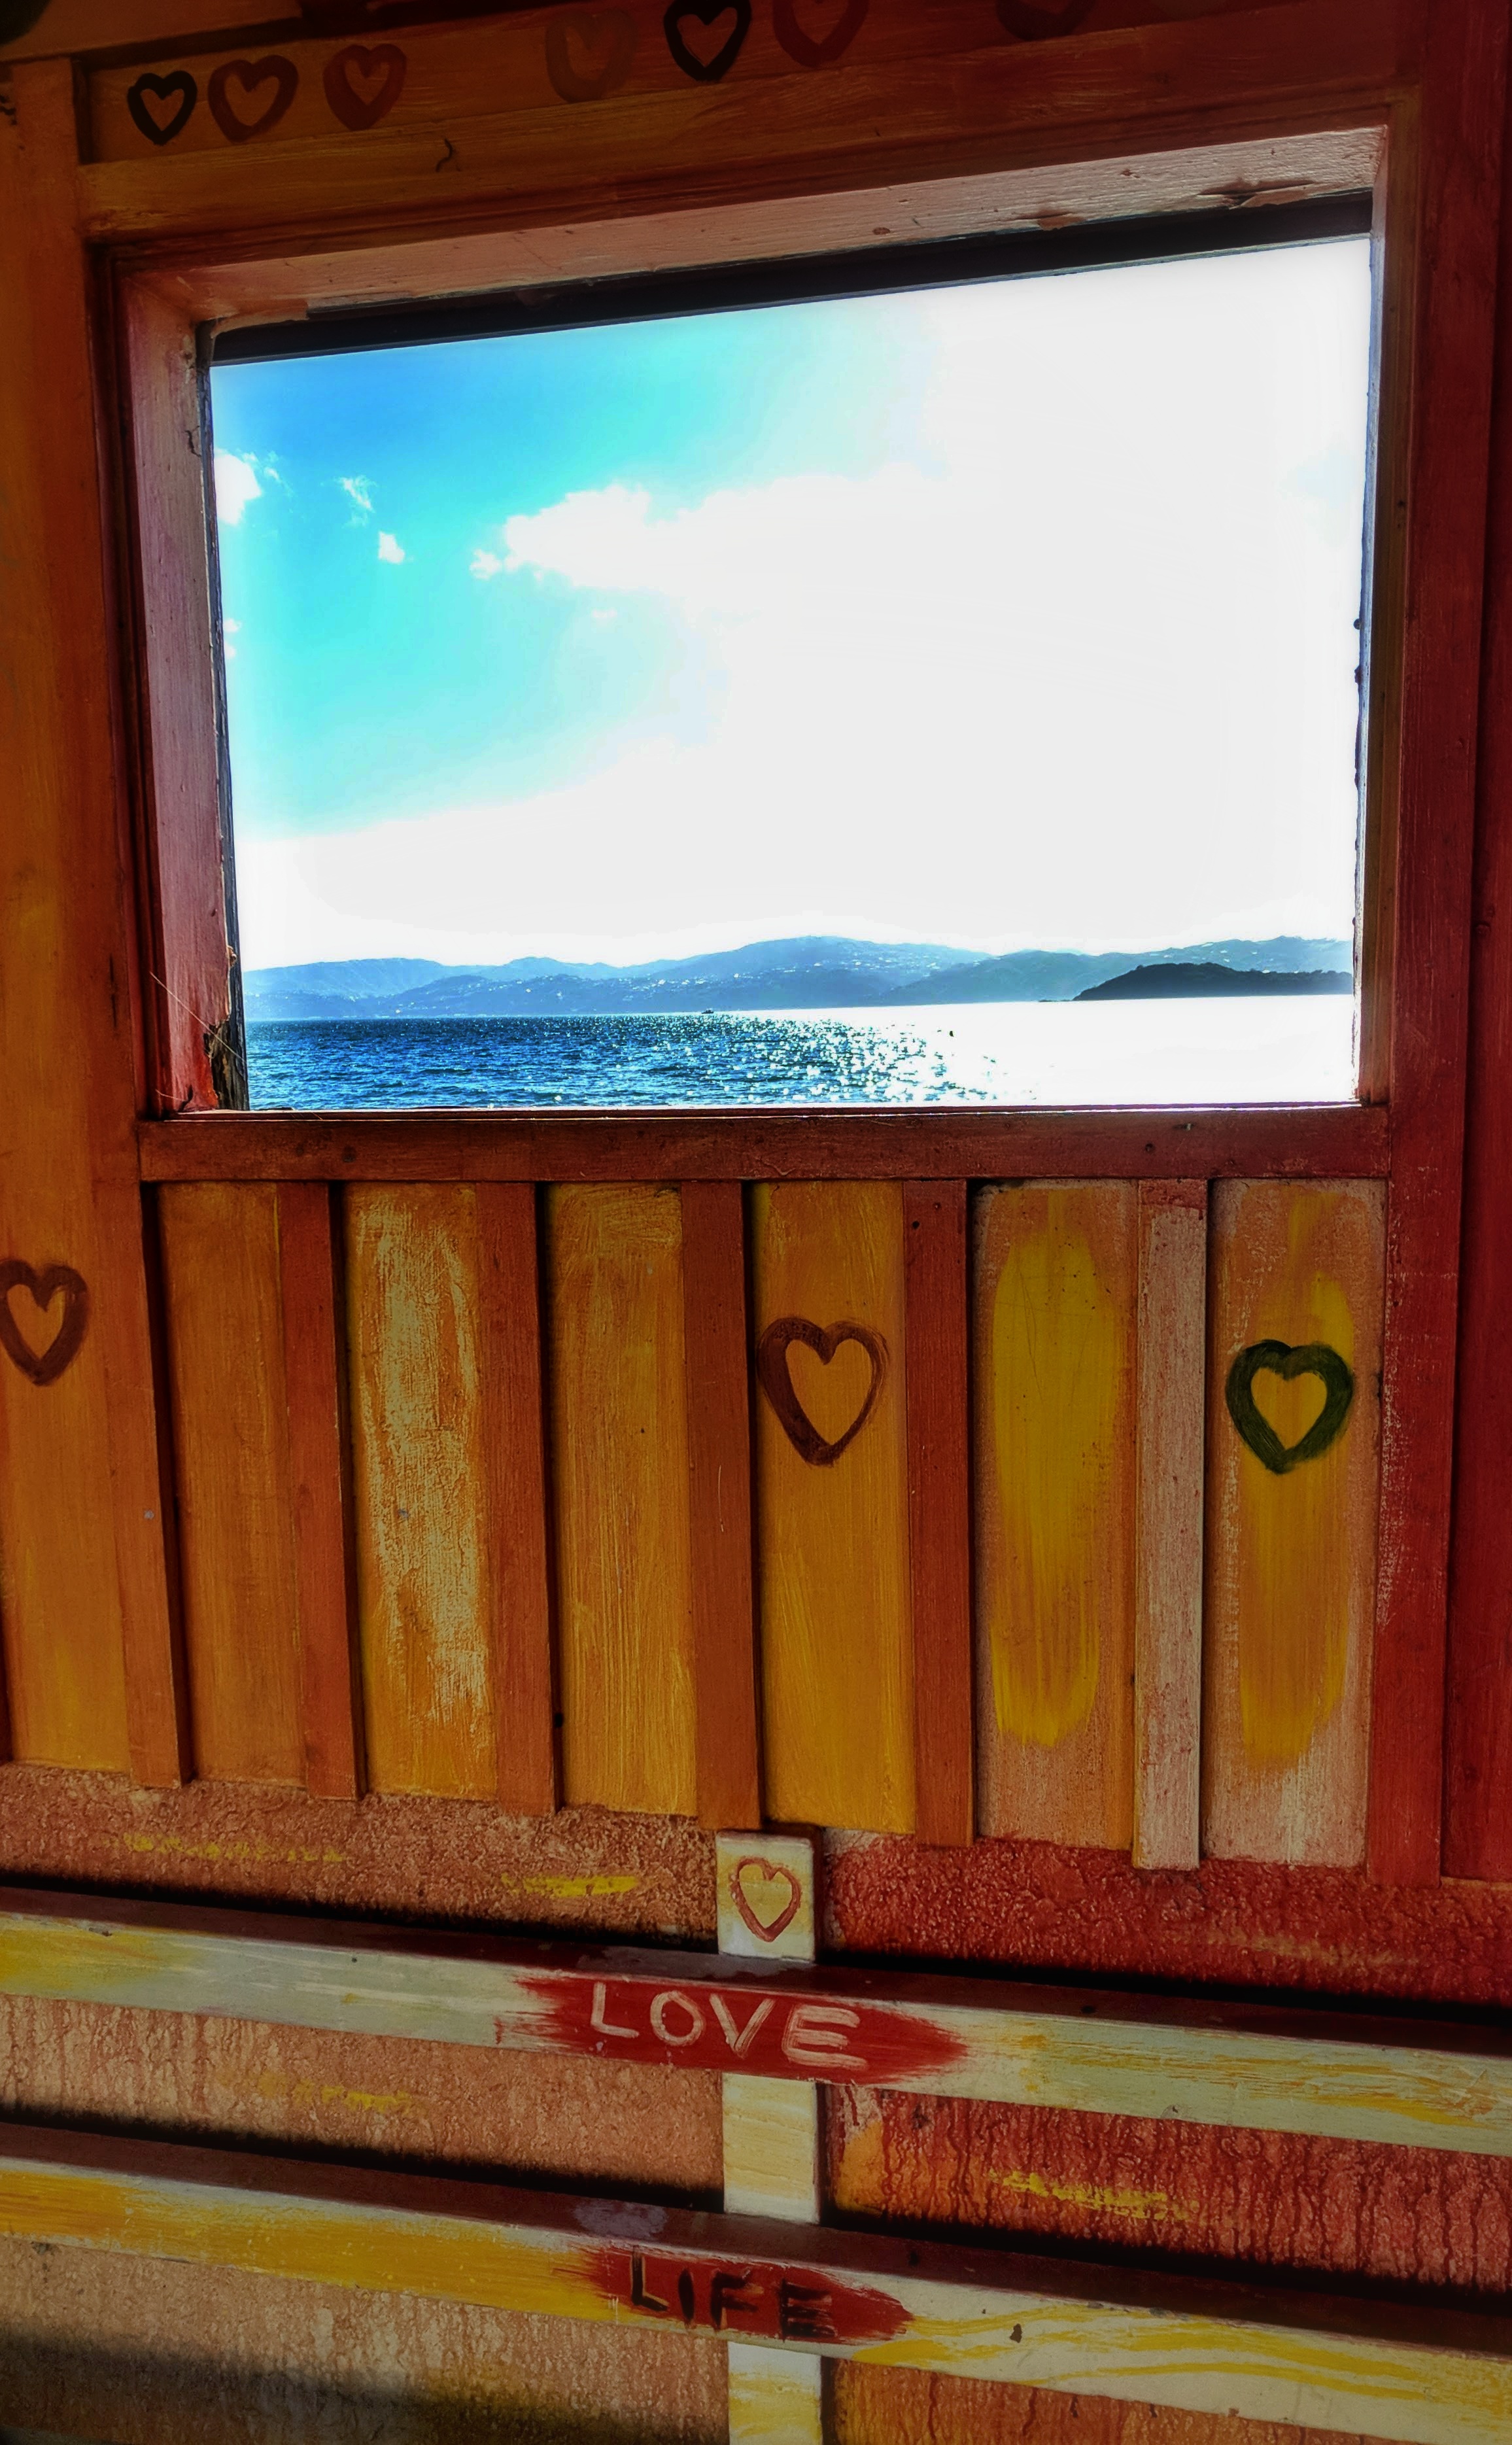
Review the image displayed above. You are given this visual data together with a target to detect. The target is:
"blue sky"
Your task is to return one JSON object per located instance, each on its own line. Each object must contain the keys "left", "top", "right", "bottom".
{"left": 213, "top": 239, "right": 1372, "bottom": 970}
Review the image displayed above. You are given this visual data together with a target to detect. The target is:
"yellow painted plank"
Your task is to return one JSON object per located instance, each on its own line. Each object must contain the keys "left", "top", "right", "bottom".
{"left": 973, "top": 1185, "right": 1136, "bottom": 1848}
{"left": 345, "top": 1187, "right": 493, "bottom": 1799}
{"left": 158, "top": 1185, "right": 302, "bottom": 1784}
{"left": 751, "top": 1182, "right": 914, "bottom": 1835}
{"left": 1203, "top": 1180, "right": 1384, "bottom": 1866}
{"left": 545, "top": 1184, "right": 696, "bottom": 1816}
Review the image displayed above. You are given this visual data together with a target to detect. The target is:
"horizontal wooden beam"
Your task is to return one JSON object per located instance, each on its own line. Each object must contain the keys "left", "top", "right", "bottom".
{"left": 138, "top": 1105, "right": 1390, "bottom": 1187}
{"left": 0, "top": 1886, "right": 1505, "bottom": 2157}
{"left": 0, "top": 2119, "right": 1505, "bottom": 2444}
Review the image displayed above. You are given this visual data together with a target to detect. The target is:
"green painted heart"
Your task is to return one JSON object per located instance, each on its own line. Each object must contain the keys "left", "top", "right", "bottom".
{"left": 1224, "top": 1339, "right": 1354, "bottom": 1476}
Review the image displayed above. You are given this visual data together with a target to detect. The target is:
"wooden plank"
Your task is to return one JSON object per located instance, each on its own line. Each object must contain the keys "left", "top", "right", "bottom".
{"left": 345, "top": 1186, "right": 494, "bottom": 1799}
{"left": 545, "top": 1185, "right": 696, "bottom": 1816}
{"left": 681, "top": 1183, "right": 761, "bottom": 1833}
{"left": 904, "top": 1181, "right": 972, "bottom": 1848}
{"left": 1367, "top": 0, "right": 1511, "bottom": 1884}
{"left": 73, "top": 3, "right": 1405, "bottom": 245}
{"left": 476, "top": 1185, "right": 556, "bottom": 1817}
{"left": 1446, "top": 25, "right": 1512, "bottom": 1884}
{"left": 1133, "top": 1181, "right": 1207, "bottom": 1871}
{"left": 0, "top": 1, "right": 278, "bottom": 59}
{"left": 1203, "top": 1181, "right": 1384, "bottom": 1869}
{"left": 1, "top": 1885, "right": 1509, "bottom": 2156}
{"left": 973, "top": 1185, "right": 1136, "bottom": 1851}
{"left": 0, "top": 2122, "right": 1508, "bottom": 2444}
{"left": 158, "top": 1183, "right": 301, "bottom": 1782}
{"left": 277, "top": 1181, "right": 362, "bottom": 1800}
{"left": 751, "top": 1182, "right": 914, "bottom": 1835}
{"left": 139, "top": 1105, "right": 1391, "bottom": 1188}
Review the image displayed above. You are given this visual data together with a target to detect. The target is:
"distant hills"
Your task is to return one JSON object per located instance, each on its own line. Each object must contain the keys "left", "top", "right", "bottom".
{"left": 1076, "top": 961, "right": 1352, "bottom": 1001}
{"left": 243, "top": 935, "right": 1352, "bottom": 1022}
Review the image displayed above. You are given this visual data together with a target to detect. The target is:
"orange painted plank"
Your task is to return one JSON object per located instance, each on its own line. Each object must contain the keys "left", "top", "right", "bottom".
{"left": 278, "top": 1183, "right": 362, "bottom": 1801}
{"left": 545, "top": 1185, "right": 696, "bottom": 1817}
{"left": 681, "top": 1181, "right": 761, "bottom": 1833}
{"left": 158, "top": 1185, "right": 301, "bottom": 1784}
{"left": 973, "top": 1185, "right": 1136, "bottom": 1851}
{"left": 905, "top": 1181, "right": 973, "bottom": 1848}
{"left": 751, "top": 1182, "right": 914, "bottom": 1835}
{"left": 1203, "top": 1181, "right": 1384, "bottom": 1867}
{"left": 345, "top": 1187, "right": 494, "bottom": 1800}
{"left": 476, "top": 1185, "right": 557, "bottom": 1817}
{"left": 1133, "top": 1182, "right": 1207, "bottom": 1871}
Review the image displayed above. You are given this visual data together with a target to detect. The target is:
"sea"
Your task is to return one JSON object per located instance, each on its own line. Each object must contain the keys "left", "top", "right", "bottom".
{"left": 246, "top": 997, "right": 1358, "bottom": 1111}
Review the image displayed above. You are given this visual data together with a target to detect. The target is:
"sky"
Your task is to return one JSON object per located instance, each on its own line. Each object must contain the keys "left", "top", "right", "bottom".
{"left": 211, "top": 236, "right": 1373, "bottom": 973}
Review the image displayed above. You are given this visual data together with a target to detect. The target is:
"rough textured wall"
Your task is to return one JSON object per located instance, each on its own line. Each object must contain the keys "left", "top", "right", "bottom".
{"left": 831, "top": 2368, "right": 1379, "bottom": 2445}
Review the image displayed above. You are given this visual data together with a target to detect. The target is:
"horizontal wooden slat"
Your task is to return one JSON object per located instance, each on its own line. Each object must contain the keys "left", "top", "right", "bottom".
{"left": 138, "top": 1105, "right": 1389, "bottom": 1186}
{"left": 0, "top": 2121, "right": 1505, "bottom": 2444}
{"left": 0, "top": 1890, "right": 1506, "bottom": 2158}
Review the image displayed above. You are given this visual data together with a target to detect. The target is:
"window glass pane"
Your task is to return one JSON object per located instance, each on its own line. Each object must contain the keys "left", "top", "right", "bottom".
{"left": 211, "top": 234, "right": 1371, "bottom": 1111}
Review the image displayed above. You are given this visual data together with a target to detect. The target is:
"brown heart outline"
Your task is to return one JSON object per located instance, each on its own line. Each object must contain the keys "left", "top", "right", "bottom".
{"left": 772, "top": 0, "right": 868, "bottom": 67}
{"left": 207, "top": 56, "right": 300, "bottom": 145}
{"left": 663, "top": 0, "right": 749, "bottom": 83}
{"left": 0, "top": 1262, "right": 91, "bottom": 1389}
{"left": 756, "top": 1315, "right": 887, "bottom": 1468}
{"left": 731, "top": 1855, "right": 802, "bottom": 1945}
{"left": 126, "top": 70, "right": 199, "bottom": 147}
{"left": 322, "top": 43, "right": 407, "bottom": 131}
{"left": 545, "top": 7, "right": 638, "bottom": 101}
{"left": 996, "top": 0, "right": 1097, "bottom": 36}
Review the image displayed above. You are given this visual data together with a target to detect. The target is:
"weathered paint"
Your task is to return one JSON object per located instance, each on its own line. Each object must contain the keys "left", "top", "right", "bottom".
{"left": 831, "top": 2364, "right": 1371, "bottom": 2445}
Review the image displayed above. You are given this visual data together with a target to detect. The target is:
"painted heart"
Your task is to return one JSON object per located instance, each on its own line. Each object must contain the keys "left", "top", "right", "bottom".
{"left": 126, "top": 70, "right": 199, "bottom": 148}
{"left": 207, "top": 56, "right": 300, "bottom": 145}
{"left": 323, "top": 43, "right": 407, "bottom": 131}
{"left": 1225, "top": 1339, "right": 1354, "bottom": 1476}
{"left": 996, "top": 0, "right": 1098, "bottom": 37}
{"left": 545, "top": 7, "right": 638, "bottom": 101}
{"left": 756, "top": 1315, "right": 887, "bottom": 1468}
{"left": 772, "top": 0, "right": 868, "bottom": 67}
{"left": 731, "top": 1855, "right": 802, "bottom": 1945}
{"left": 0, "top": 1262, "right": 91, "bottom": 1389}
{"left": 663, "top": 0, "right": 750, "bottom": 83}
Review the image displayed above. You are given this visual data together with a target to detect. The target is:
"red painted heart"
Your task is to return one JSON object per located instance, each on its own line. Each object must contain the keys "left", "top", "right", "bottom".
{"left": 997, "top": 0, "right": 1098, "bottom": 36}
{"left": 322, "top": 43, "right": 407, "bottom": 131}
{"left": 126, "top": 70, "right": 199, "bottom": 147}
{"left": 545, "top": 7, "right": 638, "bottom": 102}
{"left": 772, "top": 0, "right": 868, "bottom": 68}
{"left": 663, "top": 0, "right": 749, "bottom": 83}
{"left": 0, "top": 1262, "right": 91, "bottom": 1389}
{"left": 731, "top": 1856, "right": 802, "bottom": 1944}
{"left": 207, "top": 56, "right": 300, "bottom": 145}
{"left": 756, "top": 1315, "right": 887, "bottom": 1468}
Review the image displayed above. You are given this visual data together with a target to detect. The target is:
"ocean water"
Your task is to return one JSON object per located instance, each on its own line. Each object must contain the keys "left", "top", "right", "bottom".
{"left": 246, "top": 997, "right": 1358, "bottom": 1111}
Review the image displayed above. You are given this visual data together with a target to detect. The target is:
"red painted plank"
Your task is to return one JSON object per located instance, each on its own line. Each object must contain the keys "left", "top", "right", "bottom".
{"left": 904, "top": 1181, "right": 972, "bottom": 1847}
{"left": 1368, "top": 0, "right": 1510, "bottom": 1885}
{"left": 277, "top": 1182, "right": 363, "bottom": 1800}
{"left": 680, "top": 1181, "right": 761, "bottom": 1832}
{"left": 477, "top": 1184, "right": 557, "bottom": 1816}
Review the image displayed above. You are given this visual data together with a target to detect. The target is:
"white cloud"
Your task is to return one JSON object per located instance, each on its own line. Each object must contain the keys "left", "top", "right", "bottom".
{"left": 339, "top": 475, "right": 374, "bottom": 518}
{"left": 223, "top": 616, "right": 241, "bottom": 660}
{"left": 470, "top": 547, "right": 504, "bottom": 580}
{"left": 214, "top": 451, "right": 262, "bottom": 526}
{"left": 377, "top": 532, "right": 406, "bottom": 564}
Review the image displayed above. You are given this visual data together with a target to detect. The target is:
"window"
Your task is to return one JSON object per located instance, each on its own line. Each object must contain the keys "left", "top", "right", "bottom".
{"left": 207, "top": 203, "right": 1373, "bottom": 1113}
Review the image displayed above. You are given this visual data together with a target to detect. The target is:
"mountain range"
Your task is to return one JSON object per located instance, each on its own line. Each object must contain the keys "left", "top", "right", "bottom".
{"left": 243, "top": 935, "right": 1353, "bottom": 1022}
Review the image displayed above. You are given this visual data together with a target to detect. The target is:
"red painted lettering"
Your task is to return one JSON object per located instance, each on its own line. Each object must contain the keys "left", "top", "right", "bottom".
{"left": 710, "top": 1994, "right": 776, "bottom": 2058}
{"left": 591, "top": 1982, "right": 638, "bottom": 2041}
{"left": 710, "top": 2267, "right": 767, "bottom": 2330}
{"left": 649, "top": 1989, "right": 705, "bottom": 2046}
{"left": 780, "top": 2278, "right": 838, "bottom": 2343}
{"left": 782, "top": 2003, "right": 866, "bottom": 2073}
{"left": 630, "top": 2252, "right": 672, "bottom": 2315}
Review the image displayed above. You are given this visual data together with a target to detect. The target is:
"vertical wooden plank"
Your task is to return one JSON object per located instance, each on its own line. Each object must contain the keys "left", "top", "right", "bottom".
{"left": 476, "top": 1184, "right": 557, "bottom": 1818}
{"left": 346, "top": 1187, "right": 494, "bottom": 1800}
{"left": 751, "top": 1182, "right": 914, "bottom": 1837}
{"left": 972, "top": 1184, "right": 1137, "bottom": 1851}
{"left": 904, "top": 1181, "right": 972, "bottom": 1848}
{"left": 1445, "top": 33, "right": 1512, "bottom": 1885}
{"left": 1204, "top": 1180, "right": 1384, "bottom": 1867}
{"left": 681, "top": 1182, "right": 761, "bottom": 1834}
{"left": 1133, "top": 1181, "right": 1207, "bottom": 1872}
{"left": 546, "top": 1184, "right": 696, "bottom": 1818}
{"left": 159, "top": 1185, "right": 302, "bottom": 1784}
{"left": 1368, "top": 3, "right": 1509, "bottom": 1884}
{"left": 278, "top": 1183, "right": 362, "bottom": 1801}
{"left": 0, "top": 64, "right": 182, "bottom": 1784}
